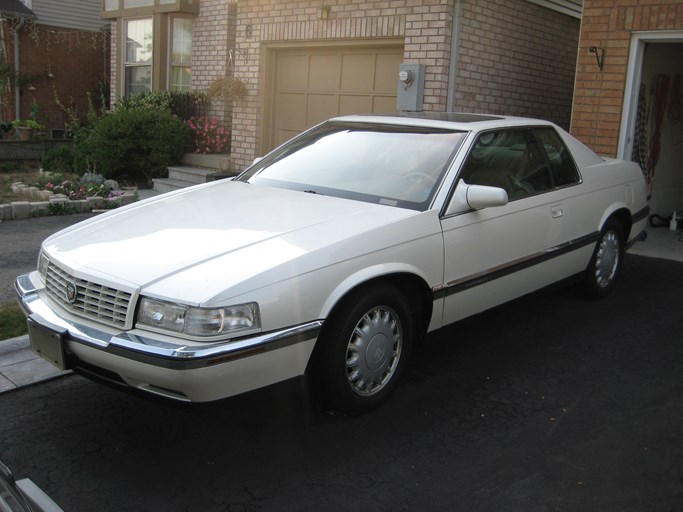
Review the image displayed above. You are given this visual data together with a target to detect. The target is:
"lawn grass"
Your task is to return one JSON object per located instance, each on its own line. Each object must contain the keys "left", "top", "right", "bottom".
{"left": 0, "top": 301, "right": 27, "bottom": 340}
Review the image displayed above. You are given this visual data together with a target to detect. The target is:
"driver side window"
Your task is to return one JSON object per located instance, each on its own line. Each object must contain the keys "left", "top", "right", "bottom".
{"left": 459, "top": 129, "right": 552, "bottom": 200}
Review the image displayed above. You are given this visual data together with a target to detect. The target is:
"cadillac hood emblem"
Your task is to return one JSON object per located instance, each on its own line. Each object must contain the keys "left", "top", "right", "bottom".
{"left": 65, "top": 281, "right": 78, "bottom": 304}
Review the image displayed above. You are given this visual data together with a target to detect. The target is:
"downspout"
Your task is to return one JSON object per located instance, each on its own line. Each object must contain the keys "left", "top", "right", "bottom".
{"left": 447, "top": 0, "right": 462, "bottom": 112}
{"left": 14, "top": 19, "right": 24, "bottom": 120}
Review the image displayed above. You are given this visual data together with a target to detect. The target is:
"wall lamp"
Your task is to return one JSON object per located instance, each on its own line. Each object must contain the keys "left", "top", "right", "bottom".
{"left": 321, "top": 5, "right": 331, "bottom": 19}
{"left": 589, "top": 46, "right": 605, "bottom": 71}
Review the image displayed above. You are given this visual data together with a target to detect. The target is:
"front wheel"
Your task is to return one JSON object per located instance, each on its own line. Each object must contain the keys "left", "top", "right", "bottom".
{"left": 309, "top": 283, "right": 414, "bottom": 414}
{"left": 583, "top": 219, "right": 624, "bottom": 299}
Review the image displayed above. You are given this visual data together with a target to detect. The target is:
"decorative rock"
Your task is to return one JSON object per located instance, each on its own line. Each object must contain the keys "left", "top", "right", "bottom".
{"left": 11, "top": 201, "right": 31, "bottom": 220}
{"left": 87, "top": 196, "right": 104, "bottom": 209}
{"left": 104, "top": 179, "right": 119, "bottom": 190}
{"left": 72, "top": 200, "right": 90, "bottom": 213}
{"left": 30, "top": 202, "right": 50, "bottom": 216}
{"left": 119, "top": 193, "right": 136, "bottom": 206}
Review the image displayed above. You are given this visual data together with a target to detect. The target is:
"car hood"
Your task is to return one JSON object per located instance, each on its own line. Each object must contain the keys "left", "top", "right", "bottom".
{"left": 43, "top": 181, "right": 421, "bottom": 304}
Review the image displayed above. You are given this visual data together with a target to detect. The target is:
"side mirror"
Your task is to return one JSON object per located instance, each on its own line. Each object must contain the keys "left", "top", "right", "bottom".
{"left": 445, "top": 179, "right": 508, "bottom": 215}
{"left": 252, "top": 157, "right": 263, "bottom": 165}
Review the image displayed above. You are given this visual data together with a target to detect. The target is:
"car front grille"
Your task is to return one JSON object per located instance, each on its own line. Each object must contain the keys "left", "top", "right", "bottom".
{"left": 45, "top": 262, "right": 132, "bottom": 328}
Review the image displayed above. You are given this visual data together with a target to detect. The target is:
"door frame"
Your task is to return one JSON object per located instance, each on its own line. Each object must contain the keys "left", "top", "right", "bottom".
{"left": 617, "top": 30, "right": 683, "bottom": 160}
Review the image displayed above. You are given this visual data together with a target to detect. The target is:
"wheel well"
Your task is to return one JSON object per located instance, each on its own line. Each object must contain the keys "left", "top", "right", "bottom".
{"left": 605, "top": 208, "right": 632, "bottom": 241}
{"left": 328, "top": 273, "right": 433, "bottom": 340}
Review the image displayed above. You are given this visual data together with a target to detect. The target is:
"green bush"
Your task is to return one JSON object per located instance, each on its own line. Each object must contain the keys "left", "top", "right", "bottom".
{"left": 41, "top": 145, "right": 75, "bottom": 174}
{"left": 74, "top": 108, "right": 190, "bottom": 183}
{"left": 115, "top": 90, "right": 174, "bottom": 112}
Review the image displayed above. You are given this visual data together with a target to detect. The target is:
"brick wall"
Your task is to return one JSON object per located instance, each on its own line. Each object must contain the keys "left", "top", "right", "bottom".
{"left": 107, "top": 2, "right": 236, "bottom": 126}
{"left": 230, "top": 0, "right": 580, "bottom": 171}
{"left": 230, "top": 0, "right": 454, "bottom": 171}
{"left": 3, "top": 22, "right": 108, "bottom": 134}
{"left": 571, "top": 0, "right": 683, "bottom": 157}
{"left": 455, "top": 0, "right": 580, "bottom": 128}
{"left": 193, "top": 0, "right": 236, "bottom": 125}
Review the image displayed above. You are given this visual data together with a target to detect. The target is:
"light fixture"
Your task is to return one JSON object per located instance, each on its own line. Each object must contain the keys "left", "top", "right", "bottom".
{"left": 589, "top": 46, "right": 605, "bottom": 71}
{"left": 321, "top": 5, "right": 331, "bottom": 19}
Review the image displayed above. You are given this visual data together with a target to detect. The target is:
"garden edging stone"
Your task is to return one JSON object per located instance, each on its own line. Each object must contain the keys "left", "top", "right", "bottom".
{"left": 1, "top": 188, "right": 139, "bottom": 221}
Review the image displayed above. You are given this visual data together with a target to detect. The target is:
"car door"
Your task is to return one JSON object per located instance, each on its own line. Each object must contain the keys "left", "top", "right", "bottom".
{"left": 438, "top": 127, "right": 583, "bottom": 326}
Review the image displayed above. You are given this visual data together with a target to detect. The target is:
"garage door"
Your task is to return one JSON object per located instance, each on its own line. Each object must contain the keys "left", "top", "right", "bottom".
{"left": 268, "top": 45, "right": 404, "bottom": 151}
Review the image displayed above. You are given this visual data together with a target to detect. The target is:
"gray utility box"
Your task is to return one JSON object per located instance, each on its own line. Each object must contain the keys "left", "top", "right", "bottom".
{"left": 396, "top": 63, "right": 425, "bottom": 111}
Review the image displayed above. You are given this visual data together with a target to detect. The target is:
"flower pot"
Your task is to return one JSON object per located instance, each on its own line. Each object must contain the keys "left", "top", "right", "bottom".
{"left": 16, "top": 127, "right": 33, "bottom": 141}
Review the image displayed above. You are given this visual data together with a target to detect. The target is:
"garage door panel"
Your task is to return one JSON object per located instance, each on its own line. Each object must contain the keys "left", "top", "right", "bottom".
{"left": 375, "top": 53, "right": 404, "bottom": 92}
{"left": 278, "top": 55, "right": 310, "bottom": 90}
{"left": 309, "top": 55, "right": 340, "bottom": 90}
{"left": 308, "top": 94, "right": 339, "bottom": 126}
{"left": 341, "top": 54, "right": 376, "bottom": 91}
{"left": 274, "top": 129, "right": 301, "bottom": 149}
{"left": 276, "top": 93, "right": 307, "bottom": 131}
{"left": 269, "top": 44, "right": 403, "bottom": 153}
{"left": 340, "top": 95, "right": 372, "bottom": 115}
{"left": 373, "top": 96, "right": 398, "bottom": 114}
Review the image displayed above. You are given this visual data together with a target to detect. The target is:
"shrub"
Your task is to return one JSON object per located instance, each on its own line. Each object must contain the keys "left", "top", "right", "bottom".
{"left": 115, "top": 90, "right": 174, "bottom": 113}
{"left": 74, "top": 108, "right": 190, "bottom": 183}
{"left": 41, "top": 145, "right": 75, "bottom": 174}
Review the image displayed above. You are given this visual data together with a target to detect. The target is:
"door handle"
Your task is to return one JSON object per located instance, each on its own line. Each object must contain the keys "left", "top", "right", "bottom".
{"left": 551, "top": 206, "right": 564, "bottom": 219}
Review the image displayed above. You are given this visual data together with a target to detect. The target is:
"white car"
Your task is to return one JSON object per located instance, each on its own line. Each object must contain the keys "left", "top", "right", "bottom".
{"left": 16, "top": 113, "right": 649, "bottom": 413}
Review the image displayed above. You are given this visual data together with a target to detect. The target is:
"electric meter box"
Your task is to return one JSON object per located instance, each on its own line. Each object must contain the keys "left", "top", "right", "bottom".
{"left": 396, "top": 63, "right": 425, "bottom": 111}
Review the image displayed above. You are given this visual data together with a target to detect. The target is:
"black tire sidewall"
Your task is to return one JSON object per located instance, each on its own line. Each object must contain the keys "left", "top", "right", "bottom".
{"left": 310, "top": 283, "right": 414, "bottom": 414}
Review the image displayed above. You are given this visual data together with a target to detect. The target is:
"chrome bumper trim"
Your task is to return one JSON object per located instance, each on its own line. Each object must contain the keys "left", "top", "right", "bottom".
{"left": 16, "top": 273, "right": 322, "bottom": 370}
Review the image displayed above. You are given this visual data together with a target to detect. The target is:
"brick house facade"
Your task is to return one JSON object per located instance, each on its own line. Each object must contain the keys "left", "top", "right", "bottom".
{"left": 1, "top": 0, "right": 108, "bottom": 136}
{"left": 229, "top": 0, "right": 580, "bottom": 170}
{"left": 103, "top": 0, "right": 581, "bottom": 172}
{"left": 571, "top": 0, "right": 683, "bottom": 156}
{"left": 570, "top": 0, "right": 683, "bottom": 218}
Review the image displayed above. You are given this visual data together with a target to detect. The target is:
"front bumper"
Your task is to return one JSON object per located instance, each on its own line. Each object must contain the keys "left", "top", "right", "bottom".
{"left": 16, "top": 272, "right": 320, "bottom": 402}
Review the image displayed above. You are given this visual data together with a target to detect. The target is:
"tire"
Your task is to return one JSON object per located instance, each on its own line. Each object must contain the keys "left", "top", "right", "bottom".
{"left": 583, "top": 219, "right": 624, "bottom": 299}
{"left": 309, "top": 283, "right": 414, "bottom": 414}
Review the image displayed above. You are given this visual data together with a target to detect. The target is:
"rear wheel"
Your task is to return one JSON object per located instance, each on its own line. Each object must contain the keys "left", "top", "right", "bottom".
{"left": 583, "top": 219, "right": 624, "bottom": 299}
{"left": 310, "top": 283, "right": 414, "bottom": 414}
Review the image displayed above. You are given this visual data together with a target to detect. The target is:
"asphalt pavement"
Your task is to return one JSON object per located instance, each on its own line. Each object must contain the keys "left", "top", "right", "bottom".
{"left": 0, "top": 211, "right": 681, "bottom": 511}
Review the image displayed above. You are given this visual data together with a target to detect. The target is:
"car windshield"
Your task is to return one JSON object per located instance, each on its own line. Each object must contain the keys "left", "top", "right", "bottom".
{"left": 239, "top": 121, "right": 467, "bottom": 211}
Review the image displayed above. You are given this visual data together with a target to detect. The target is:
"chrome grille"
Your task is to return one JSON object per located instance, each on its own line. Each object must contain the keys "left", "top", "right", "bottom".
{"left": 45, "top": 262, "right": 132, "bottom": 328}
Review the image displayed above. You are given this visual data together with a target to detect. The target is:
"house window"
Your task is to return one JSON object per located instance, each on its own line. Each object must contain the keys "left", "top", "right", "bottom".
{"left": 170, "top": 18, "right": 192, "bottom": 92}
{"left": 124, "top": 18, "right": 153, "bottom": 95}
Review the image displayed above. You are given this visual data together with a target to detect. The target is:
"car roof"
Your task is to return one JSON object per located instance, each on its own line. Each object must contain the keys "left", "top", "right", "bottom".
{"left": 329, "top": 112, "right": 557, "bottom": 131}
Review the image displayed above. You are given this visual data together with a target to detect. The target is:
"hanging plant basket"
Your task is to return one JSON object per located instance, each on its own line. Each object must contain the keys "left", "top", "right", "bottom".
{"left": 207, "top": 76, "right": 247, "bottom": 102}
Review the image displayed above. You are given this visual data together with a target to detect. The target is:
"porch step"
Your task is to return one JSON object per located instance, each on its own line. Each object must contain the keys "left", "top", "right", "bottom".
{"left": 152, "top": 153, "right": 233, "bottom": 194}
{"left": 181, "top": 153, "right": 230, "bottom": 171}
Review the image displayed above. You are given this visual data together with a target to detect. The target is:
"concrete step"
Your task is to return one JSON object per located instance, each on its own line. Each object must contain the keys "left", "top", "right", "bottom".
{"left": 181, "top": 153, "right": 230, "bottom": 171}
{"left": 152, "top": 178, "right": 193, "bottom": 194}
{"left": 167, "top": 165, "right": 216, "bottom": 185}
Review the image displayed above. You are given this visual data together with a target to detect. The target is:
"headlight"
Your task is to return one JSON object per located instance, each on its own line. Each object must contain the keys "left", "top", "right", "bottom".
{"left": 137, "top": 298, "right": 261, "bottom": 338}
{"left": 38, "top": 250, "right": 49, "bottom": 278}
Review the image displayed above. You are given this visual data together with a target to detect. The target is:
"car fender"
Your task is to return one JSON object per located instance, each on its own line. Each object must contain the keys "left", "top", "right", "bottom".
{"left": 596, "top": 198, "right": 635, "bottom": 236}
{"left": 319, "top": 262, "right": 433, "bottom": 320}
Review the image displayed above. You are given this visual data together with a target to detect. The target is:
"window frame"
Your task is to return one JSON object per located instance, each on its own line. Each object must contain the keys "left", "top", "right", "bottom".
{"left": 118, "top": 13, "right": 194, "bottom": 98}
{"left": 455, "top": 126, "right": 582, "bottom": 203}
{"left": 123, "top": 17, "right": 154, "bottom": 96}
{"left": 169, "top": 16, "right": 193, "bottom": 93}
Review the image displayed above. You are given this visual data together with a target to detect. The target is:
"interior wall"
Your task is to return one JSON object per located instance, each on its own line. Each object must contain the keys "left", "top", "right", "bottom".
{"left": 641, "top": 43, "right": 683, "bottom": 218}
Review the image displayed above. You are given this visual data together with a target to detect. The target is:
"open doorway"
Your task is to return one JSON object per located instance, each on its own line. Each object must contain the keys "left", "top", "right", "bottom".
{"left": 620, "top": 33, "right": 683, "bottom": 259}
